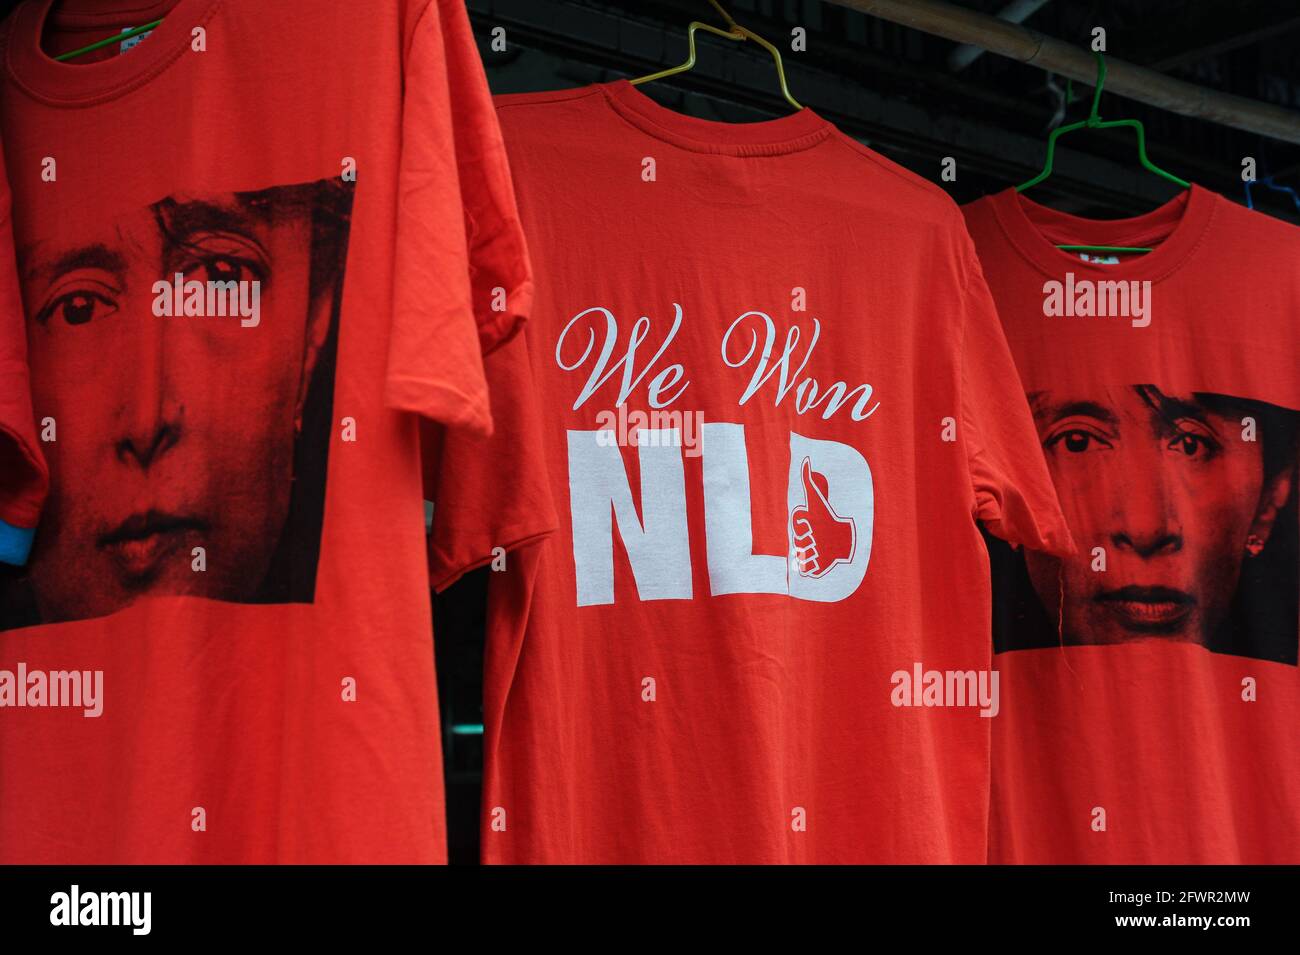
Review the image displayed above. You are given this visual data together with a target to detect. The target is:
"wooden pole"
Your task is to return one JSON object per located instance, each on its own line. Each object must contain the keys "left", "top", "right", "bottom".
{"left": 827, "top": 0, "right": 1300, "bottom": 144}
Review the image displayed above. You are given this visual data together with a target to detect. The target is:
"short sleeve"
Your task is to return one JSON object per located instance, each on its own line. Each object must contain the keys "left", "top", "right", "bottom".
{"left": 0, "top": 150, "right": 47, "bottom": 566}
{"left": 435, "top": 0, "right": 533, "bottom": 353}
{"left": 384, "top": 0, "right": 532, "bottom": 435}
{"left": 422, "top": 325, "right": 557, "bottom": 591}
{"left": 958, "top": 240, "right": 1074, "bottom": 558}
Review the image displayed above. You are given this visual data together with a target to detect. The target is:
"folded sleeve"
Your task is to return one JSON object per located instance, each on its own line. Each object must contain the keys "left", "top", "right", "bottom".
{"left": 384, "top": 0, "right": 532, "bottom": 434}
{"left": 423, "top": 325, "right": 557, "bottom": 592}
{"left": 436, "top": 0, "right": 533, "bottom": 354}
{"left": 0, "top": 151, "right": 47, "bottom": 566}
{"left": 958, "top": 239, "right": 1075, "bottom": 558}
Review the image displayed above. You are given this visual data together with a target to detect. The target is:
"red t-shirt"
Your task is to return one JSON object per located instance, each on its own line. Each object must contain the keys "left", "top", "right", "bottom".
{"left": 0, "top": 0, "right": 529, "bottom": 863}
{"left": 437, "top": 81, "right": 1072, "bottom": 863}
{"left": 0, "top": 142, "right": 46, "bottom": 566}
{"left": 963, "top": 185, "right": 1300, "bottom": 863}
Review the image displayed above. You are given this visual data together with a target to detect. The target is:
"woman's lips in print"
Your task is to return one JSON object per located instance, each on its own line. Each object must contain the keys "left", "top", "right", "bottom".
{"left": 1094, "top": 585, "right": 1196, "bottom": 632}
{"left": 98, "top": 510, "right": 208, "bottom": 583}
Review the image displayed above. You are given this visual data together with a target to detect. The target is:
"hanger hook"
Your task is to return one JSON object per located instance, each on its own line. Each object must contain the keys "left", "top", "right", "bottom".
{"left": 706, "top": 0, "right": 742, "bottom": 33}
{"left": 1086, "top": 49, "right": 1105, "bottom": 126}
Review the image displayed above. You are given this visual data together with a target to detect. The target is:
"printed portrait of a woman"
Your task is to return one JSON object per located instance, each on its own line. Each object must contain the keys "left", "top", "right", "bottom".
{"left": 988, "top": 384, "right": 1300, "bottom": 665}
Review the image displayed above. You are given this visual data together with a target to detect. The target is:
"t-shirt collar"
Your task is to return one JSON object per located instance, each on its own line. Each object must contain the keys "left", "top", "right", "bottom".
{"left": 7, "top": 0, "right": 221, "bottom": 107}
{"left": 602, "top": 78, "right": 832, "bottom": 156}
{"left": 988, "top": 183, "right": 1218, "bottom": 283}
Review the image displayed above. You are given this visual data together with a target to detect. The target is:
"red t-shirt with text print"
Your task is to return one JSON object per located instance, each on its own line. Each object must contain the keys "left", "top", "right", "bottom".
{"left": 432, "top": 81, "right": 1073, "bottom": 863}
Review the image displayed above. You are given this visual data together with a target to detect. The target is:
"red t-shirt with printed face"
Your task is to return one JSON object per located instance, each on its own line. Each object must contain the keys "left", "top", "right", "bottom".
{"left": 431, "top": 81, "right": 1073, "bottom": 863}
{"left": 0, "top": 0, "right": 530, "bottom": 863}
{"left": 963, "top": 186, "right": 1300, "bottom": 863}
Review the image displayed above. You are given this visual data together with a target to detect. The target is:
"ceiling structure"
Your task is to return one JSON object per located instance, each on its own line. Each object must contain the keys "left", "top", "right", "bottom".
{"left": 470, "top": 0, "right": 1300, "bottom": 221}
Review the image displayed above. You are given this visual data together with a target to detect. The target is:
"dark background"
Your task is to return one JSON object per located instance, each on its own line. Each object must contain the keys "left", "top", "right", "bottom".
{"left": 7, "top": 0, "right": 1300, "bottom": 863}
{"left": 472, "top": 0, "right": 1300, "bottom": 221}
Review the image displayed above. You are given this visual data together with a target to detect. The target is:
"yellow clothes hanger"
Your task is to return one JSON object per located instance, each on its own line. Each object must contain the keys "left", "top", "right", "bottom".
{"left": 630, "top": 0, "right": 803, "bottom": 111}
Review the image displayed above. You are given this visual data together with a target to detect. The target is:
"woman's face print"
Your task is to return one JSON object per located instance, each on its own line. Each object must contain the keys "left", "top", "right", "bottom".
{"left": 1023, "top": 385, "right": 1288, "bottom": 647}
{"left": 8, "top": 180, "right": 352, "bottom": 628}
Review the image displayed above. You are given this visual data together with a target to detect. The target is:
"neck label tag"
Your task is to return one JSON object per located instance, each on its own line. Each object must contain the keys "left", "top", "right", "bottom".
{"left": 120, "top": 26, "right": 154, "bottom": 55}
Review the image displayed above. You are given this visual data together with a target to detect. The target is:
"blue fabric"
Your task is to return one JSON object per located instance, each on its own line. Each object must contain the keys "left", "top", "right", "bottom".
{"left": 0, "top": 517, "right": 35, "bottom": 566}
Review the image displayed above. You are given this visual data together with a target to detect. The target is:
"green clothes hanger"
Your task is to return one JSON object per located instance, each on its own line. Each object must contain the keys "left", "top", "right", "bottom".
{"left": 630, "top": 0, "right": 803, "bottom": 111}
{"left": 1017, "top": 50, "right": 1191, "bottom": 256}
{"left": 55, "top": 19, "right": 162, "bottom": 62}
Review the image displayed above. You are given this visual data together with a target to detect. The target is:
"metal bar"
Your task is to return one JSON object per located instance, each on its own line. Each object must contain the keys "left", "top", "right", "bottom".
{"left": 826, "top": 0, "right": 1300, "bottom": 145}
{"left": 948, "top": 0, "right": 1052, "bottom": 73}
{"left": 1151, "top": 17, "right": 1300, "bottom": 71}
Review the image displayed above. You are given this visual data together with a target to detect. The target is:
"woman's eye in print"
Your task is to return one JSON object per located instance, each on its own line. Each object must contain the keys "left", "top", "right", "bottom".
{"left": 1166, "top": 423, "right": 1221, "bottom": 460}
{"left": 1045, "top": 424, "right": 1112, "bottom": 454}
{"left": 198, "top": 255, "right": 252, "bottom": 285}
{"left": 177, "top": 253, "right": 264, "bottom": 287}
{"left": 174, "top": 231, "right": 269, "bottom": 289}
{"left": 35, "top": 278, "right": 119, "bottom": 327}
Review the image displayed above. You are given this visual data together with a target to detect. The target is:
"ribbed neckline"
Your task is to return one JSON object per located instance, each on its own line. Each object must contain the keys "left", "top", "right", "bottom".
{"left": 601, "top": 78, "right": 832, "bottom": 156}
{"left": 6, "top": 0, "right": 221, "bottom": 107}
{"left": 988, "top": 184, "right": 1217, "bottom": 283}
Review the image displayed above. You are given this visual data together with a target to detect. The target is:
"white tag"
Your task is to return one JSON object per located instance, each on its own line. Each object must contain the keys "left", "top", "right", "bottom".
{"left": 1078, "top": 251, "right": 1121, "bottom": 265}
{"left": 120, "top": 26, "right": 153, "bottom": 55}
